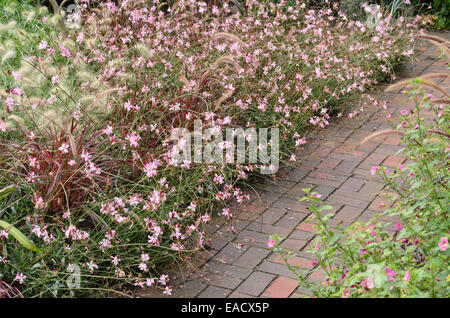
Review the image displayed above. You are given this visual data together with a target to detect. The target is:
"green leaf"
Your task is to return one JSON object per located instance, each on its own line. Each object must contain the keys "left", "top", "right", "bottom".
{"left": 318, "top": 205, "right": 333, "bottom": 212}
{"left": 0, "top": 185, "right": 16, "bottom": 200}
{"left": 0, "top": 220, "right": 41, "bottom": 252}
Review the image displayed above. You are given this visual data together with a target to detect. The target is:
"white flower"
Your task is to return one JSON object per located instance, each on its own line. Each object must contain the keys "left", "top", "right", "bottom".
{"left": 59, "top": 143, "right": 69, "bottom": 154}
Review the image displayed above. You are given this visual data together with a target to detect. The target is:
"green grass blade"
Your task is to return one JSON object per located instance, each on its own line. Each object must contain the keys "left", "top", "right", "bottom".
{"left": 0, "top": 220, "right": 41, "bottom": 253}
{"left": 0, "top": 186, "right": 16, "bottom": 200}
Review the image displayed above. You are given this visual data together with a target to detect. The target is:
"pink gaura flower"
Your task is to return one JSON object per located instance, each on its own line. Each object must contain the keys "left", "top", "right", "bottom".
{"left": 403, "top": 270, "right": 410, "bottom": 283}
{"left": 14, "top": 272, "right": 27, "bottom": 284}
{"left": 58, "top": 143, "right": 69, "bottom": 154}
{"left": 371, "top": 166, "right": 379, "bottom": 175}
{"left": 400, "top": 109, "right": 408, "bottom": 116}
{"left": 267, "top": 238, "right": 276, "bottom": 248}
{"left": 59, "top": 45, "right": 72, "bottom": 59}
{"left": 163, "top": 286, "right": 172, "bottom": 296}
{"left": 38, "top": 40, "right": 48, "bottom": 50}
{"left": 438, "top": 237, "right": 448, "bottom": 251}
{"left": 385, "top": 268, "right": 396, "bottom": 282}
{"left": 10, "top": 87, "right": 24, "bottom": 97}
{"left": 362, "top": 277, "right": 374, "bottom": 290}
{"left": 341, "top": 288, "right": 351, "bottom": 298}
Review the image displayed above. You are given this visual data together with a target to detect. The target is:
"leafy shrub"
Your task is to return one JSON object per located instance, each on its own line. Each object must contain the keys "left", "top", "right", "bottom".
{"left": 414, "top": 0, "right": 450, "bottom": 29}
{"left": 0, "top": 0, "right": 423, "bottom": 297}
{"left": 270, "top": 38, "right": 449, "bottom": 297}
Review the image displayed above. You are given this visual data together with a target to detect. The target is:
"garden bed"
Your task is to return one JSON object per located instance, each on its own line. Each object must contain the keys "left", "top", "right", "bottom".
{"left": 0, "top": 0, "right": 426, "bottom": 297}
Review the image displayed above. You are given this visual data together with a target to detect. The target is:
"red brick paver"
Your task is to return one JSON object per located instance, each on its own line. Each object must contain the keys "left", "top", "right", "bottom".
{"left": 262, "top": 277, "right": 299, "bottom": 298}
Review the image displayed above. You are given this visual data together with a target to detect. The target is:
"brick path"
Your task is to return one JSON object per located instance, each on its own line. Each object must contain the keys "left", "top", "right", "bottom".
{"left": 139, "top": 32, "right": 449, "bottom": 298}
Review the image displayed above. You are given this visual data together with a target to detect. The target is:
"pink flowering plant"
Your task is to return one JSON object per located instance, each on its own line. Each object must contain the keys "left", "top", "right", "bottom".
{"left": 0, "top": 0, "right": 428, "bottom": 297}
{"left": 270, "top": 58, "right": 449, "bottom": 297}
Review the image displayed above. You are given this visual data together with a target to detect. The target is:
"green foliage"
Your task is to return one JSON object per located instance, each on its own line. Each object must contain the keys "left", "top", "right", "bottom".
{"left": 0, "top": 220, "right": 41, "bottom": 252}
{"left": 271, "top": 67, "right": 449, "bottom": 298}
{"left": 416, "top": 0, "right": 450, "bottom": 29}
{"left": 1, "top": 185, "right": 41, "bottom": 252}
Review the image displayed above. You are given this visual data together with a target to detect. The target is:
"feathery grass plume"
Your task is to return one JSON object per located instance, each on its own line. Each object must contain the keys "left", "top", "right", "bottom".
{"left": 21, "top": 10, "right": 36, "bottom": 22}
{"left": 212, "top": 55, "right": 241, "bottom": 72}
{"left": 73, "top": 59, "right": 89, "bottom": 72}
{"left": 212, "top": 32, "right": 246, "bottom": 47}
{"left": 11, "top": 28, "right": 28, "bottom": 42}
{"left": 200, "top": 69, "right": 213, "bottom": 85}
{"left": 170, "top": 0, "right": 180, "bottom": 16}
{"left": 36, "top": 109, "right": 64, "bottom": 131}
{"left": 67, "top": 131, "right": 77, "bottom": 158}
{"left": 413, "top": 34, "right": 450, "bottom": 46}
{"left": 58, "top": 0, "right": 73, "bottom": 15}
{"left": 49, "top": 13, "right": 63, "bottom": 28}
{"left": 214, "top": 90, "right": 234, "bottom": 108}
{"left": 100, "top": 22, "right": 114, "bottom": 34}
{"left": 0, "top": 40, "right": 15, "bottom": 62}
{"left": 416, "top": 79, "right": 449, "bottom": 96}
{"left": 48, "top": 0, "right": 59, "bottom": 13}
{"left": 17, "top": 59, "right": 34, "bottom": 78}
{"left": 428, "top": 40, "right": 450, "bottom": 59}
{"left": 4, "top": 6, "right": 15, "bottom": 14}
{"left": 134, "top": 43, "right": 151, "bottom": 59}
{"left": 50, "top": 83, "right": 72, "bottom": 99}
{"left": 419, "top": 73, "right": 450, "bottom": 80}
{"left": 77, "top": 71, "right": 98, "bottom": 83}
{"left": 48, "top": 4, "right": 67, "bottom": 35}
{"left": 7, "top": 115, "right": 28, "bottom": 134}
{"left": 179, "top": 75, "right": 192, "bottom": 90}
{"left": 19, "top": 76, "right": 39, "bottom": 91}
{"left": 81, "top": 95, "right": 113, "bottom": 117}
{"left": 17, "top": 62, "right": 46, "bottom": 92}
{"left": 413, "top": 34, "right": 450, "bottom": 58}
{"left": 62, "top": 39, "right": 76, "bottom": 51}
{"left": 386, "top": 79, "right": 449, "bottom": 96}
{"left": 96, "top": 88, "right": 121, "bottom": 100}
{"left": 0, "top": 49, "right": 16, "bottom": 64}
{"left": 79, "top": 95, "right": 96, "bottom": 105}
{"left": 39, "top": 6, "right": 49, "bottom": 14}
{"left": 16, "top": 59, "right": 45, "bottom": 87}
{"left": 92, "top": 88, "right": 119, "bottom": 114}
{"left": 119, "top": 72, "right": 135, "bottom": 83}
{"left": 0, "top": 21, "right": 17, "bottom": 32}
{"left": 433, "top": 99, "right": 450, "bottom": 105}
{"left": 85, "top": 38, "right": 97, "bottom": 50}
{"left": 110, "top": 58, "right": 126, "bottom": 68}
{"left": 360, "top": 129, "right": 405, "bottom": 145}
{"left": 27, "top": 96, "right": 42, "bottom": 106}
{"left": 99, "top": 17, "right": 113, "bottom": 27}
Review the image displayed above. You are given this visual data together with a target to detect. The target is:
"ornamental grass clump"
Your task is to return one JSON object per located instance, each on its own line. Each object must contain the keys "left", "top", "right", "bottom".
{"left": 0, "top": 0, "right": 425, "bottom": 297}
